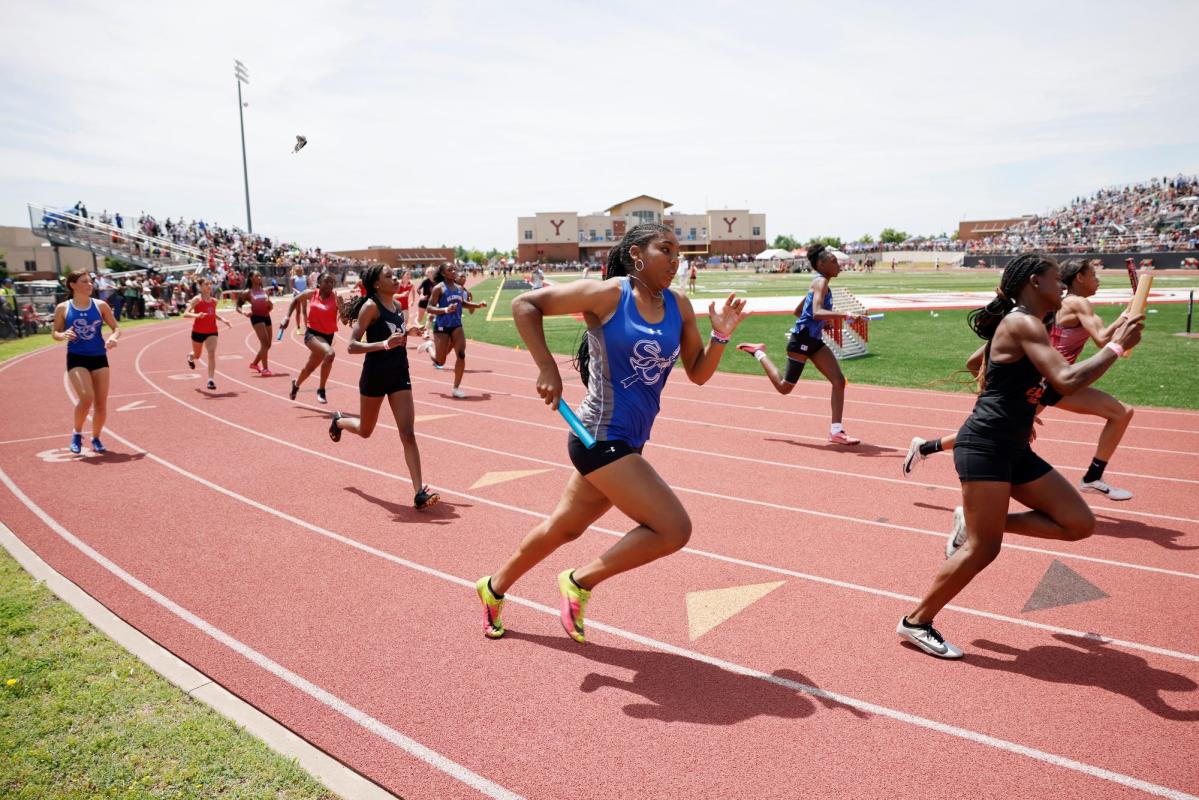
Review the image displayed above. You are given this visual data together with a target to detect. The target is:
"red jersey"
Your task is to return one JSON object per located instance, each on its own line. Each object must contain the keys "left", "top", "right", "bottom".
{"left": 396, "top": 282, "right": 412, "bottom": 311}
{"left": 192, "top": 297, "right": 218, "bottom": 334}
{"left": 1050, "top": 323, "right": 1089, "bottom": 364}
{"left": 248, "top": 289, "right": 271, "bottom": 316}
{"left": 307, "top": 291, "right": 339, "bottom": 335}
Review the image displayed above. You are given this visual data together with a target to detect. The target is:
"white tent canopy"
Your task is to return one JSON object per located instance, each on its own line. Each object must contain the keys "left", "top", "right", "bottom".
{"left": 755, "top": 248, "right": 794, "bottom": 260}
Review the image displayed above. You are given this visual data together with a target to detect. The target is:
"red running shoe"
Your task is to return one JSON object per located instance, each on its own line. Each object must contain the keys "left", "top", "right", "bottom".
{"left": 829, "top": 431, "right": 860, "bottom": 445}
{"left": 737, "top": 342, "right": 765, "bottom": 356}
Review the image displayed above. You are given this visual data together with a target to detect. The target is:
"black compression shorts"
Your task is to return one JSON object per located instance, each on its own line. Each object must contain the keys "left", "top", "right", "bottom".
{"left": 191, "top": 331, "right": 217, "bottom": 343}
{"left": 568, "top": 435, "right": 643, "bottom": 476}
{"left": 250, "top": 314, "right": 271, "bottom": 327}
{"left": 359, "top": 355, "right": 412, "bottom": 397}
{"left": 66, "top": 353, "right": 109, "bottom": 372}
{"left": 304, "top": 329, "right": 334, "bottom": 347}
{"left": 787, "top": 330, "right": 825, "bottom": 358}
{"left": 953, "top": 427, "right": 1052, "bottom": 485}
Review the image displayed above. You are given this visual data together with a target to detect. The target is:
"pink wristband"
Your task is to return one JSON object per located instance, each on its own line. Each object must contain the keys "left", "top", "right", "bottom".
{"left": 1104, "top": 342, "right": 1124, "bottom": 358}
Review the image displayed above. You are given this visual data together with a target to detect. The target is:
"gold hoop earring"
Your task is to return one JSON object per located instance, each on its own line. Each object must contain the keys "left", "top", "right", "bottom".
{"left": 634, "top": 258, "right": 645, "bottom": 272}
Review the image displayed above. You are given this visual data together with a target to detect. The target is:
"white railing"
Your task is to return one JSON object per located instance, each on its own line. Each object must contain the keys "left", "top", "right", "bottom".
{"left": 27, "top": 203, "right": 205, "bottom": 272}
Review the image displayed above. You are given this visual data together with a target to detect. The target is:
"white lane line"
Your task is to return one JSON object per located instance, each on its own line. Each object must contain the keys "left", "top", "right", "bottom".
{"left": 134, "top": 337, "right": 1199, "bottom": 663}
{"left": 463, "top": 346, "right": 1199, "bottom": 435}
{"left": 0, "top": 433, "right": 74, "bottom": 446}
{"left": 35, "top": 419, "right": 1199, "bottom": 800}
{"left": 37, "top": 382, "right": 522, "bottom": 800}
{"left": 254, "top": 335, "right": 1199, "bottom": 529}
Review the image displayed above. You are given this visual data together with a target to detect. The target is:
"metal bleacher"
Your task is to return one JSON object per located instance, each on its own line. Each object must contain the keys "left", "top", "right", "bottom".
{"left": 27, "top": 203, "right": 205, "bottom": 273}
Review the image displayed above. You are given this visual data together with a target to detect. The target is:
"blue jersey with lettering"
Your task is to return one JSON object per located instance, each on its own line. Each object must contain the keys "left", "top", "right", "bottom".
{"left": 576, "top": 278, "right": 681, "bottom": 448}
{"left": 65, "top": 299, "right": 106, "bottom": 356}
{"left": 435, "top": 281, "right": 466, "bottom": 330}
{"left": 791, "top": 282, "right": 832, "bottom": 338}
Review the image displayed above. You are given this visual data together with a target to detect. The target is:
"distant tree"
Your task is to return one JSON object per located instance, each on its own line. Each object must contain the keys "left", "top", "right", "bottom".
{"left": 879, "top": 228, "right": 909, "bottom": 244}
{"left": 950, "top": 230, "right": 960, "bottom": 241}
{"left": 806, "top": 235, "right": 843, "bottom": 249}
{"left": 772, "top": 234, "right": 801, "bottom": 251}
{"left": 857, "top": 234, "right": 875, "bottom": 244}
{"left": 104, "top": 257, "right": 138, "bottom": 273}
{"left": 453, "top": 245, "right": 468, "bottom": 262}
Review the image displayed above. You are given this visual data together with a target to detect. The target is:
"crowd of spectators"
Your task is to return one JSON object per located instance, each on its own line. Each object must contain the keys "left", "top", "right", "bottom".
{"left": 965, "top": 175, "right": 1199, "bottom": 255}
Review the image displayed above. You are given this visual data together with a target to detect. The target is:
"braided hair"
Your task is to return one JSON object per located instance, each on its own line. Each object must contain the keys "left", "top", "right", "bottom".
{"left": 574, "top": 222, "right": 672, "bottom": 385}
{"left": 807, "top": 243, "right": 834, "bottom": 272}
{"left": 967, "top": 253, "right": 1057, "bottom": 340}
{"left": 343, "top": 264, "right": 385, "bottom": 322}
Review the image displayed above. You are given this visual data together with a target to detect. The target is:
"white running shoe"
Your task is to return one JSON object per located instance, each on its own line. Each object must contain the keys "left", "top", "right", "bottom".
{"left": 451, "top": 387, "right": 466, "bottom": 399}
{"left": 945, "top": 505, "right": 966, "bottom": 558}
{"left": 1079, "top": 479, "right": 1132, "bottom": 501}
{"left": 897, "top": 616, "right": 963, "bottom": 659}
{"left": 903, "top": 437, "right": 926, "bottom": 477}
{"left": 417, "top": 340, "right": 432, "bottom": 354}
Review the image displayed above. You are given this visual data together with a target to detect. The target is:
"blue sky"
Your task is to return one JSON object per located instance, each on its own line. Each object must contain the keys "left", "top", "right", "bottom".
{"left": 2, "top": 1, "right": 1197, "bottom": 251}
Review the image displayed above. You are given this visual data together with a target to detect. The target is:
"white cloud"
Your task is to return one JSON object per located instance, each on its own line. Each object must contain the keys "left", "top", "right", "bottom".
{"left": 2, "top": 0, "right": 1197, "bottom": 248}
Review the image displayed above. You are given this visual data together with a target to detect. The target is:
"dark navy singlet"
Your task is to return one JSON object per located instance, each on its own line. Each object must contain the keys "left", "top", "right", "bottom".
{"left": 576, "top": 278, "right": 681, "bottom": 449}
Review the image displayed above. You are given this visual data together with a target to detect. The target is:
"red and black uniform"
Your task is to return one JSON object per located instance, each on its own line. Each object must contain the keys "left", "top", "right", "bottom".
{"left": 191, "top": 297, "right": 218, "bottom": 343}
{"left": 306, "top": 291, "right": 339, "bottom": 346}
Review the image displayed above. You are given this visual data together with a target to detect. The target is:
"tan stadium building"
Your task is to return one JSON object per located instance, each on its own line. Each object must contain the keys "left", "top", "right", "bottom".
{"left": 517, "top": 195, "right": 766, "bottom": 263}
{"left": 328, "top": 246, "right": 455, "bottom": 271}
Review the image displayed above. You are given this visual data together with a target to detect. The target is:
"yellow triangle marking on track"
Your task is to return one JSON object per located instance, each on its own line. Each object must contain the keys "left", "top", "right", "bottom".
{"left": 413, "top": 414, "right": 456, "bottom": 423}
{"left": 685, "top": 581, "right": 785, "bottom": 641}
{"left": 470, "top": 469, "right": 551, "bottom": 489}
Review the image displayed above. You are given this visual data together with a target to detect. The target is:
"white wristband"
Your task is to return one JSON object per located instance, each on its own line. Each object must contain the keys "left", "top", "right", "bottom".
{"left": 1104, "top": 342, "right": 1124, "bottom": 358}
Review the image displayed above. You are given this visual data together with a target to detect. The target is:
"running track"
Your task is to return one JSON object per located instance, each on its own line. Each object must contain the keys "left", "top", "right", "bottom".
{"left": 2, "top": 320, "right": 1197, "bottom": 799}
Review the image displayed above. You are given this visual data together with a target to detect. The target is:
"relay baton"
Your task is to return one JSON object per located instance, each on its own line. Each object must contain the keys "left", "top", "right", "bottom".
{"left": 276, "top": 326, "right": 285, "bottom": 341}
{"left": 557, "top": 402, "right": 596, "bottom": 449}
{"left": 867, "top": 313, "right": 884, "bottom": 320}
{"left": 1121, "top": 271, "right": 1153, "bottom": 358}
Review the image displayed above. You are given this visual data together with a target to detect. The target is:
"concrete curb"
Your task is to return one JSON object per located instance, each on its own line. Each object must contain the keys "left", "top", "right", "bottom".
{"left": 0, "top": 519, "right": 400, "bottom": 800}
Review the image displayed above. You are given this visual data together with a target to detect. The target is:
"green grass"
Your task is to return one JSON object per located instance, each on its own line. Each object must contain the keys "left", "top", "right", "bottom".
{"left": 465, "top": 278, "right": 1198, "bottom": 409}
{"left": 0, "top": 549, "right": 335, "bottom": 799}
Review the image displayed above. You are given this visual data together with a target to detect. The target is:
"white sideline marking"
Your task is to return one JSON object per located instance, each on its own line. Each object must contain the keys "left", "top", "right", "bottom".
{"left": 0, "top": 433, "right": 74, "bottom": 446}
{"left": 117, "top": 400, "right": 155, "bottom": 412}
{"left": 134, "top": 337, "right": 1199, "bottom": 663}
{"left": 22, "top": 419, "right": 1198, "bottom": 800}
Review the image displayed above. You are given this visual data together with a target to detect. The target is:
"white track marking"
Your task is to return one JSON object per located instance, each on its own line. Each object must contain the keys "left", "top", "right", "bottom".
{"left": 256, "top": 333, "right": 1199, "bottom": 526}
{"left": 0, "top": 465, "right": 522, "bottom": 800}
{"left": 17, "top": 413, "right": 1197, "bottom": 800}
{"left": 129, "top": 336, "right": 1199, "bottom": 661}
{"left": 0, "top": 433, "right": 75, "bottom": 446}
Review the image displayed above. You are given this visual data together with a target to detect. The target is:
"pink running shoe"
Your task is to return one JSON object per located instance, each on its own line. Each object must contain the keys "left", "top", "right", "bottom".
{"left": 829, "top": 431, "right": 860, "bottom": 445}
{"left": 737, "top": 342, "right": 765, "bottom": 356}
{"left": 249, "top": 363, "right": 261, "bottom": 372}
{"left": 260, "top": 368, "right": 274, "bottom": 377}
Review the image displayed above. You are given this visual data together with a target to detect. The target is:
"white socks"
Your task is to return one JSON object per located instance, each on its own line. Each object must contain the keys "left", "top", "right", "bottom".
{"left": 754, "top": 351, "right": 767, "bottom": 362}
{"left": 831, "top": 423, "right": 844, "bottom": 435}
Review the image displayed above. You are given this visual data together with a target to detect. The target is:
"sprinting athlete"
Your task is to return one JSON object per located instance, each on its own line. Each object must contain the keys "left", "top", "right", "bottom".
{"left": 328, "top": 264, "right": 438, "bottom": 510}
{"left": 904, "top": 259, "right": 1136, "bottom": 500}
{"left": 289, "top": 265, "right": 309, "bottom": 333}
{"left": 183, "top": 277, "right": 232, "bottom": 391}
{"left": 52, "top": 270, "right": 120, "bottom": 454}
{"left": 737, "top": 243, "right": 867, "bottom": 444}
{"left": 235, "top": 270, "right": 274, "bottom": 376}
{"left": 898, "top": 254, "right": 1142, "bottom": 659}
{"left": 285, "top": 271, "right": 345, "bottom": 405}
{"left": 421, "top": 263, "right": 486, "bottom": 398}
{"left": 475, "top": 223, "right": 748, "bottom": 642}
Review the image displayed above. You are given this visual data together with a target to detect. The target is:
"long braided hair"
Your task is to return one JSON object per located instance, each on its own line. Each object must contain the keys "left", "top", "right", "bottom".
{"left": 343, "top": 264, "right": 385, "bottom": 322}
{"left": 967, "top": 253, "right": 1057, "bottom": 341}
{"left": 573, "top": 222, "right": 672, "bottom": 385}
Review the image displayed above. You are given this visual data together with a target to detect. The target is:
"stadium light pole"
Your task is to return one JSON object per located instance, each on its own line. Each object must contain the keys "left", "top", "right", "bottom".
{"left": 234, "top": 59, "right": 253, "bottom": 234}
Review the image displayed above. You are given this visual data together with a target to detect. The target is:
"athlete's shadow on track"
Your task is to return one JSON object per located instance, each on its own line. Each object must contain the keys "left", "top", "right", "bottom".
{"left": 1091, "top": 515, "right": 1199, "bottom": 552}
{"left": 764, "top": 438, "right": 896, "bottom": 459}
{"left": 194, "top": 389, "right": 240, "bottom": 399}
{"left": 968, "top": 635, "right": 1199, "bottom": 721}
{"left": 78, "top": 451, "right": 147, "bottom": 465}
{"left": 914, "top": 502, "right": 1199, "bottom": 552}
{"left": 343, "top": 486, "right": 464, "bottom": 525}
{"left": 504, "top": 630, "right": 868, "bottom": 726}
{"left": 434, "top": 392, "right": 493, "bottom": 403}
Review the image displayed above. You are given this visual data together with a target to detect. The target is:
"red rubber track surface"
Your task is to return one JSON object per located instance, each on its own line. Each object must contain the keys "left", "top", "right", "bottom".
{"left": 2, "top": 320, "right": 1198, "bottom": 800}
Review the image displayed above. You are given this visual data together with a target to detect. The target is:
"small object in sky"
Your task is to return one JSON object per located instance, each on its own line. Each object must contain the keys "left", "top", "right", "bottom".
{"left": 293, "top": 135, "right": 308, "bottom": 154}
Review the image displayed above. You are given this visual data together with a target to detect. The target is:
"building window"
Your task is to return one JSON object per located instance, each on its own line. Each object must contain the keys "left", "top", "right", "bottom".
{"left": 752, "top": 226, "right": 761, "bottom": 236}
{"left": 631, "top": 210, "right": 657, "bottom": 225}
{"left": 604, "top": 229, "right": 611, "bottom": 240}
{"left": 675, "top": 228, "right": 682, "bottom": 236}
{"left": 524, "top": 230, "right": 533, "bottom": 240}
{"left": 701, "top": 227, "right": 708, "bottom": 238}
{"left": 24, "top": 260, "right": 36, "bottom": 270}
{"left": 689, "top": 227, "right": 697, "bottom": 241}
{"left": 589, "top": 229, "right": 596, "bottom": 240}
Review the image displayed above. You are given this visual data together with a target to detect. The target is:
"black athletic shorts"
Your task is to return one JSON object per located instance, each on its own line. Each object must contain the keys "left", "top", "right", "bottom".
{"left": 191, "top": 331, "right": 217, "bottom": 343}
{"left": 434, "top": 323, "right": 462, "bottom": 336}
{"left": 66, "top": 352, "right": 109, "bottom": 372}
{"left": 304, "top": 329, "right": 334, "bottom": 347}
{"left": 568, "top": 435, "right": 643, "bottom": 476}
{"left": 359, "top": 355, "right": 412, "bottom": 397}
{"left": 417, "top": 298, "right": 429, "bottom": 309}
{"left": 250, "top": 314, "right": 271, "bottom": 328}
{"left": 787, "top": 330, "right": 825, "bottom": 357}
{"left": 953, "top": 427, "right": 1052, "bottom": 485}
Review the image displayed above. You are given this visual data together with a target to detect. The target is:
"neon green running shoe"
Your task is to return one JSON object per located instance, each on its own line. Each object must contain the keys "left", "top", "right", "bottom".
{"left": 557, "top": 569, "right": 590, "bottom": 643}
{"left": 475, "top": 576, "right": 505, "bottom": 639}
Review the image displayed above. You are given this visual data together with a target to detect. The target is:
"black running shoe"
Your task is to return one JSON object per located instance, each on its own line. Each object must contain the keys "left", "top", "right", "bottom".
{"left": 414, "top": 485, "right": 440, "bottom": 510}
{"left": 289, "top": 379, "right": 299, "bottom": 400}
{"left": 316, "top": 388, "right": 327, "bottom": 404}
{"left": 328, "top": 411, "right": 343, "bottom": 443}
{"left": 187, "top": 354, "right": 195, "bottom": 370}
{"left": 206, "top": 379, "right": 216, "bottom": 390}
